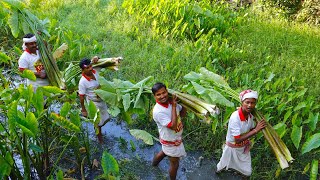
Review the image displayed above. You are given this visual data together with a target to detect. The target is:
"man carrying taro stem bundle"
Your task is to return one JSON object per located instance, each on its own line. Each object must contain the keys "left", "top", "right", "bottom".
{"left": 18, "top": 33, "right": 49, "bottom": 91}
{"left": 151, "top": 82, "right": 187, "bottom": 180}
{"left": 216, "top": 89, "right": 267, "bottom": 177}
{"left": 78, "top": 57, "right": 110, "bottom": 144}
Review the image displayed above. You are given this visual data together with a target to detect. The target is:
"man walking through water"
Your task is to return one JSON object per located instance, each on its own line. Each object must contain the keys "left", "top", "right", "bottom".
{"left": 216, "top": 89, "right": 266, "bottom": 177}
{"left": 151, "top": 82, "right": 187, "bottom": 180}
{"left": 78, "top": 57, "right": 110, "bottom": 144}
{"left": 18, "top": 33, "right": 49, "bottom": 91}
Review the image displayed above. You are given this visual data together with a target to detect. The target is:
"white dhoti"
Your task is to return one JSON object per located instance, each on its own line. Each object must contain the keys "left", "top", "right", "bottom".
{"left": 216, "top": 144, "right": 252, "bottom": 176}
{"left": 93, "top": 101, "right": 110, "bottom": 126}
{"left": 162, "top": 142, "right": 187, "bottom": 158}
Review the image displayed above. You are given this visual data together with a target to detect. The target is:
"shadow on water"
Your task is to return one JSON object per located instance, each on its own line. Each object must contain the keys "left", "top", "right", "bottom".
{"left": 84, "top": 119, "right": 243, "bottom": 180}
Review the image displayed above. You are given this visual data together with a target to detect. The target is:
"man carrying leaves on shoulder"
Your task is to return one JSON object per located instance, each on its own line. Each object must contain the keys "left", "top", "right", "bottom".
{"left": 151, "top": 82, "right": 187, "bottom": 180}
{"left": 78, "top": 57, "right": 110, "bottom": 144}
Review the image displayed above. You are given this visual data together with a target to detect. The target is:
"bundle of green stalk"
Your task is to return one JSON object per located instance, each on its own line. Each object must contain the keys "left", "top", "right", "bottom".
{"left": 184, "top": 67, "right": 294, "bottom": 169}
{"left": 2, "top": 0, "right": 65, "bottom": 89}
{"left": 64, "top": 57, "right": 122, "bottom": 89}
{"left": 169, "top": 89, "right": 219, "bottom": 123}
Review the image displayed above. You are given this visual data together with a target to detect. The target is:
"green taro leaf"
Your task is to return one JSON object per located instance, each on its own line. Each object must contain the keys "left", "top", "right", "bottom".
{"left": 107, "top": 106, "right": 121, "bottom": 117}
{"left": 294, "top": 102, "right": 306, "bottom": 111}
{"left": 21, "top": 69, "right": 36, "bottom": 81}
{"left": 51, "top": 113, "right": 80, "bottom": 132}
{"left": 0, "top": 152, "right": 13, "bottom": 179}
{"left": 8, "top": 9, "right": 19, "bottom": 38}
{"left": 301, "top": 133, "right": 320, "bottom": 154}
{"left": 60, "top": 102, "right": 71, "bottom": 117}
{"left": 122, "top": 93, "right": 131, "bottom": 112}
{"left": 199, "top": 67, "right": 230, "bottom": 87}
{"left": 283, "top": 110, "right": 292, "bottom": 123}
{"left": 101, "top": 151, "right": 119, "bottom": 176}
{"left": 308, "top": 113, "right": 318, "bottom": 132}
{"left": 88, "top": 100, "right": 97, "bottom": 119}
{"left": 290, "top": 125, "right": 302, "bottom": 149}
{"left": 129, "top": 129, "right": 154, "bottom": 145}
{"left": 29, "top": 143, "right": 44, "bottom": 153}
{"left": 310, "top": 159, "right": 318, "bottom": 180}
{"left": 98, "top": 77, "right": 116, "bottom": 93}
{"left": 0, "top": 52, "right": 11, "bottom": 64}
{"left": 94, "top": 89, "right": 117, "bottom": 106}
{"left": 32, "top": 87, "right": 44, "bottom": 116}
{"left": 273, "top": 123, "right": 287, "bottom": 138}
{"left": 41, "top": 86, "right": 65, "bottom": 94}
{"left": 183, "top": 71, "right": 201, "bottom": 82}
{"left": 56, "top": 169, "right": 64, "bottom": 180}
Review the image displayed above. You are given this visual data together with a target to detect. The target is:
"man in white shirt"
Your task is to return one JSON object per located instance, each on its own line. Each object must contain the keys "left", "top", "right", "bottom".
{"left": 18, "top": 33, "right": 49, "bottom": 91}
{"left": 78, "top": 57, "right": 110, "bottom": 144}
{"left": 216, "top": 89, "right": 266, "bottom": 177}
{"left": 151, "top": 82, "right": 187, "bottom": 180}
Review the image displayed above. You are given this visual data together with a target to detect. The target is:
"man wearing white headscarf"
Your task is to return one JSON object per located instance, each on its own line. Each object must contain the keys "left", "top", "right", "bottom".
{"left": 216, "top": 89, "right": 266, "bottom": 177}
{"left": 18, "top": 33, "right": 49, "bottom": 90}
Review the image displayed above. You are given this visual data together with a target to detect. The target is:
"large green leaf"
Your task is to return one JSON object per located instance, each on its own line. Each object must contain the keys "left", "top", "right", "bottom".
{"left": 95, "top": 89, "right": 117, "bottom": 106}
{"left": 60, "top": 102, "right": 71, "bottom": 117}
{"left": 129, "top": 129, "right": 154, "bottom": 145}
{"left": 122, "top": 93, "right": 131, "bottom": 112}
{"left": 98, "top": 77, "right": 116, "bottom": 93}
{"left": 87, "top": 100, "right": 97, "bottom": 119}
{"left": 41, "top": 86, "right": 65, "bottom": 94}
{"left": 107, "top": 106, "right": 121, "bottom": 117}
{"left": 8, "top": 9, "right": 19, "bottom": 38}
{"left": 310, "top": 159, "right": 318, "bottom": 180}
{"left": 32, "top": 87, "right": 44, "bottom": 116}
{"left": 0, "top": 52, "right": 11, "bottom": 64}
{"left": 301, "top": 133, "right": 320, "bottom": 154}
{"left": 273, "top": 122, "right": 287, "bottom": 138}
{"left": 7, "top": 101, "right": 18, "bottom": 132}
{"left": 184, "top": 71, "right": 202, "bottom": 82}
{"left": 293, "top": 102, "right": 306, "bottom": 111}
{"left": 15, "top": 112, "right": 38, "bottom": 137}
{"left": 290, "top": 125, "right": 302, "bottom": 149}
{"left": 101, "top": 151, "right": 119, "bottom": 176}
{"left": 308, "top": 113, "right": 318, "bottom": 132}
{"left": 0, "top": 152, "right": 13, "bottom": 179}
{"left": 51, "top": 113, "right": 80, "bottom": 132}
{"left": 20, "top": 69, "right": 36, "bottom": 81}
{"left": 70, "top": 111, "right": 81, "bottom": 127}
{"left": 191, "top": 82, "right": 233, "bottom": 107}
{"left": 199, "top": 67, "right": 230, "bottom": 87}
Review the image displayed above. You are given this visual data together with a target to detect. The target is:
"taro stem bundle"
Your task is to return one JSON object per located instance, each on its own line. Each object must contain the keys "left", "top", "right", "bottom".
{"left": 64, "top": 57, "right": 122, "bottom": 89}
{"left": 169, "top": 89, "right": 219, "bottom": 123}
{"left": 184, "top": 67, "right": 294, "bottom": 169}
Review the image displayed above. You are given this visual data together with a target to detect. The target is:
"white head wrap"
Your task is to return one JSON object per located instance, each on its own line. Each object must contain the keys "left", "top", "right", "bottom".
{"left": 239, "top": 89, "right": 258, "bottom": 102}
{"left": 22, "top": 36, "right": 37, "bottom": 50}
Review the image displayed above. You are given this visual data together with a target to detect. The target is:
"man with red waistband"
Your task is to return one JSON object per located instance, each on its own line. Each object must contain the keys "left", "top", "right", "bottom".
{"left": 79, "top": 57, "right": 110, "bottom": 144}
{"left": 216, "top": 89, "right": 266, "bottom": 177}
{"left": 18, "top": 33, "right": 49, "bottom": 91}
{"left": 151, "top": 82, "right": 187, "bottom": 180}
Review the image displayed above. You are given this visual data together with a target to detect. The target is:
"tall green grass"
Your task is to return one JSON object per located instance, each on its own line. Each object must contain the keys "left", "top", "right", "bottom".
{"left": 230, "top": 12, "right": 320, "bottom": 97}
